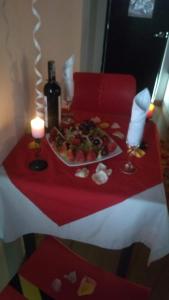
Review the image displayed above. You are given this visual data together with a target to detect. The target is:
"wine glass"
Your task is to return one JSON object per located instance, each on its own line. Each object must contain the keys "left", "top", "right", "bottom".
{"left": 64, "top": 94, "right": 73, "bottom": 115}
{"left": 121, "top": 144, "right": 138, "bottom": 175}
{"left": 121, "top": 119, "right": 143, "bottom": 175}
{"left": 62, "top": 92, "right": 74, "bottom": 125}
{"left": 61, "top": 62, "right": 75, "bottom": 126}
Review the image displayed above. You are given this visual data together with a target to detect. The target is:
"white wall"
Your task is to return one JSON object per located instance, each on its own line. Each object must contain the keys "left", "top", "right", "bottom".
{"left": 80, "top": 0, "right": 107, "bottom": 72}
{"left": 0, "top": 0, "right": 83, "bottom": 164}
{"left": 152, "top": 36, "right": 169, "bottom": 137}
{"left": 153, "top": 37, "right": 169, "bottom": 102}
{"left": 0, "top": 0, "right": 32, "bottom": 164}
{"left": 0, "top": 0, "right": 83, "bottom": 290}
{"left": 38, "top": 0, "right": 82, "bottom": 83}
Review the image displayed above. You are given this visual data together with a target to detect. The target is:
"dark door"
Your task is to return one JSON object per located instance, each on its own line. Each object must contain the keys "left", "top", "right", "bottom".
{"left": 102, "top": 0, "right": 169, "bottom": 93}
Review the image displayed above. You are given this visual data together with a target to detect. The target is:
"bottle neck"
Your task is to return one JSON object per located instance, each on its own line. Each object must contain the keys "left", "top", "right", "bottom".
{"left": 48, "top": 74, "right": 56, "bottom": 82}
{"left": 48, "top": 61, "right": 56, "bottom": 82}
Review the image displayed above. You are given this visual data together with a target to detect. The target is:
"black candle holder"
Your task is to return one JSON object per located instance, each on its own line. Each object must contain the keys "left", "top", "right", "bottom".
{"left": 29, "top": 138, "right": 48, "bottom": 171}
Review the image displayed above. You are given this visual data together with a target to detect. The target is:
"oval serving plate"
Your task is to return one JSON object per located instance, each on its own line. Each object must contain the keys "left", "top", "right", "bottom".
{"left": 46, "top": 133, "right": 122, "bottom": 167}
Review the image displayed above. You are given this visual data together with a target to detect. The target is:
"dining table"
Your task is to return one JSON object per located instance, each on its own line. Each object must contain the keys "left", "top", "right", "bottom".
{"left": 0, "top": 109, "right": 169, "bottom": 270}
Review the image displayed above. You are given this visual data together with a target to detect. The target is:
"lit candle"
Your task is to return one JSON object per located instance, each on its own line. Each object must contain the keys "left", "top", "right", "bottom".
{"left": 31, "top": 116, "right": 45, "bottom": 139}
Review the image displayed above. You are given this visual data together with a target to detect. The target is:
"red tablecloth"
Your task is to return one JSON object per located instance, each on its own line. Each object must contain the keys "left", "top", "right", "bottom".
{"left": 3, "top": 112, "right": 162, "bottom": 225}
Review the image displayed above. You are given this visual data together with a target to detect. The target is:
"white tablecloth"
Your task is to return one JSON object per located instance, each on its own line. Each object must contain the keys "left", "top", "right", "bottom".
{"left": 1, "top": 166, "right": 169, "bottom": 264}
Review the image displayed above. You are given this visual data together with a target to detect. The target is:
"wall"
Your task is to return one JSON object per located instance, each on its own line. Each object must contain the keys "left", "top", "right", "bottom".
{"left": 152, "top": 36, "right": 169, "bottom": 138}
{"left": 0, "top": 0, "right": 83, "bottom": 291}
{"left": 153, "top": 37, "right": 169, "bottom": 102}
{"left": 0, "top": 0, "right": 83, "bottom": 165}
{"left": 160, "top": 37, "right": 169, "bottom": 132}
{"left": 80, "top": 0, "right": 107, "bottom": 72}
{"left": 38, "top": 0, "right": 82, "bottom": 84}
{"left": 0, "top": 0, "right": 32, "bottom": 165}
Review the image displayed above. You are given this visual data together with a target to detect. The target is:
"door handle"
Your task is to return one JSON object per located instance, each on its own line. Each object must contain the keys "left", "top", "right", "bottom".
{"left": 153, "top": 31, "right": 169, "bottom": 39}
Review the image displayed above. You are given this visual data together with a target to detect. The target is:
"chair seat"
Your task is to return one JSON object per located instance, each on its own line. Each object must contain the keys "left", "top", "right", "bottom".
{"left": 0, "top": 286, "right": 26, "bottom": 299}
{"left": 17, "top": 237, "right": 150, "bottom": 300}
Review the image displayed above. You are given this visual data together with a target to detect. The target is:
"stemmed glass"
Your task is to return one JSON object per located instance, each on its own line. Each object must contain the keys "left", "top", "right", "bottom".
{"left": 121, "top": 119, "right": 142, "bottom": 175}
{"left": 62, "top": 55, "right": 75, "bottom": 125}
{"left": 121, "top": 144, "right": 138, "bottom": 175}
{"left": 61, "top": 87, "right": 74, "bottom": 125}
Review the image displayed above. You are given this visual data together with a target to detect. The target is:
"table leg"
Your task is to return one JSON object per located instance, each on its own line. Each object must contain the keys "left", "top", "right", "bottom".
{"left": 116, "top": 244, "right": 134, "bottom": 277}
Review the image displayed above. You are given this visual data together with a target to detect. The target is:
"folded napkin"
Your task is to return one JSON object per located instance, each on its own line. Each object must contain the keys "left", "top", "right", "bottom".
{"left": 127, "top": 88, "right": 151, "bottom": 147}
{"left": 63, "top": 55, "right": 75, "bottom": 101}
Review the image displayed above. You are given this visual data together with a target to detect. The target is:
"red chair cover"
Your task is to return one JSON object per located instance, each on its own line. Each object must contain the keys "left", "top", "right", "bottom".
{"left": 72, "top": 72, "right": 136, "bottom": 115}
{"left": 0, "top": 286, "right": 26, "bottom": 299}
{"left": 19, "top": 237, "right": 151, "bottom": 300}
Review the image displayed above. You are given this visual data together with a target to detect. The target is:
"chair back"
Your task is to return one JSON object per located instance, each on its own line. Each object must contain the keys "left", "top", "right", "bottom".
{"left": 72, "top": 72, "right": 136, "bottom": 115}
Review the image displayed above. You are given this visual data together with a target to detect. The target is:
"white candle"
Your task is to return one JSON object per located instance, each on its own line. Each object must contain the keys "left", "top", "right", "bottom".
{"left": 31, "top": 116, "right": 45, "bottom": 139}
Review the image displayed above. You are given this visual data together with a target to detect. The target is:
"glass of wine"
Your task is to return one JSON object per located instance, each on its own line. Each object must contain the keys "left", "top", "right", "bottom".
{"left": 121, "top": 119, "right": 142, "bottom": 175}
{"left": 121, "top": 144, "right": 138, "bottom": 175}
{"left": 62, "top": 55, "right": 75, "bottom": 125}
{"left": 61, "top": 86, "right": 74, "bottom": 125}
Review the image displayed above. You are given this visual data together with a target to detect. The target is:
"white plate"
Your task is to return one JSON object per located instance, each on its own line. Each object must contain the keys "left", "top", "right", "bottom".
{"left": 46, "top": 134, "right": 122, "bottom": 167}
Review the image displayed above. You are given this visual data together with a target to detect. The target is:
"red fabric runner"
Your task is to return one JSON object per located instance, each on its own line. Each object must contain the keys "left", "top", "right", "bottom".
{"left": 19, "top": 237, "right": 150, "bottom": 299}
{"left": 3, "top": 111, "right": 162, "bottom": 225}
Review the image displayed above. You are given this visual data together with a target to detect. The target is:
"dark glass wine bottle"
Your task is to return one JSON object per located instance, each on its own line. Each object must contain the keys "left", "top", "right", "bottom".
{"left": 44, "top": 60, "right": 61, "bottom": 131}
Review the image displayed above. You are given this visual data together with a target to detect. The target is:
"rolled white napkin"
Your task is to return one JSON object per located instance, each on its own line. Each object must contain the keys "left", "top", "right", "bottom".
{"left": 126, "top": 88, "right": 151, "bottom": 147}
{"left": 63, "top": 55, "right": 75, "bottom": 101}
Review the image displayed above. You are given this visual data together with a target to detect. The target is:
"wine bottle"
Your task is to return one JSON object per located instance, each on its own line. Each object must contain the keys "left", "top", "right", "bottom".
{"left": 44, "top": 60, "right": 61, "bottom": 131}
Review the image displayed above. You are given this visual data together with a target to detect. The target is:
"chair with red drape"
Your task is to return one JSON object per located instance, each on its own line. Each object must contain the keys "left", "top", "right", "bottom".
{"left": 71, "top": 72, "right": 136, "bottom": 115}
{"left": 0, "top": 237, "right": 150, "bottom": 299}
{"left": 16, "top": 237, "right": 150, "bottom": 300}
{"left": 0, "top": 286, "right": 26, "bottom": 299}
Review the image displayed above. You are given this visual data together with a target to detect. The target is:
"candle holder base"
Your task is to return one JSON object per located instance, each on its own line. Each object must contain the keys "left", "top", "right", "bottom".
{"left": 29, "top": 159, "right": 48, "bottom": 171}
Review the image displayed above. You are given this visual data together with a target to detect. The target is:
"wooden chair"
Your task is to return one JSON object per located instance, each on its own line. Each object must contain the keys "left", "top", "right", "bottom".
{"left": 72, "top": 72, "right": 136, "bottom": 115}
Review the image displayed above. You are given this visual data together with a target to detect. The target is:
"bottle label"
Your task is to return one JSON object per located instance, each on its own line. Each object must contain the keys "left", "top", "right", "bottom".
{"left": 44, "top": 96, "right": 48, "bottom": 128}
{"left": 44, "top": 95, "right": 61, "bottom": 129}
